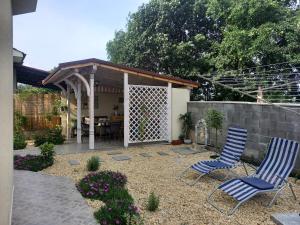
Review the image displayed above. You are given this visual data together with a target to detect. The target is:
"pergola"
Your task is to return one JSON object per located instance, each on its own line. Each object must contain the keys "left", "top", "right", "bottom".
{"left": 43, "top": 58, "right": 198, "bottom": 149}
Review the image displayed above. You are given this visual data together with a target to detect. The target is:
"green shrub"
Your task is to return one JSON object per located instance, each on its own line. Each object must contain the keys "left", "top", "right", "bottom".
{"left": 94, "top": 200, "right": 140, "bottom": 225}
{"left": 33, "top": 133, "right": 48, "bottom": 147}
{"left": 179, "top": 112, "right": 193, "bottom": 139}
{"left": 86, "top": 156, "right": 100, "bottom": 171}
{"left": 14, "top": 132, "right": 27, "bottom": 150}
{"left": 146, "top": 192, "right": 159, "bottom": 212}
{"left": 14, "top": 155, "right": 53, "bottom": 172}
{"left": 205, "top": 109, "right": 223, "bottom": 148}
{"left": 40, "top": 142, "right": 55, "bottom": 161}
{"left": 33, "top": 126, "right": 65, "bottom": 146}
{"left": 102, "top": 188, "right": 134, "bottom": 204}
{"left": 48, "top": 126, "right": 65, "bottom": 145}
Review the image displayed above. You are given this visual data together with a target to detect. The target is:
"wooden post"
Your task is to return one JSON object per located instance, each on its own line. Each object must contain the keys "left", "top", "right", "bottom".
{"left": 66, "top": 85, "right": 71, "bottom": 140}
{"left": 124, "top": 73, "right": 129, "bottom": 148}
{"left": 77, "top": 80, "right": 82, "bottom": 143}
{"left": 89, "top": 73, "right": 95, "bottom": 150}
{"left": 167, "top": 82, "right": 172, "bottom": 143}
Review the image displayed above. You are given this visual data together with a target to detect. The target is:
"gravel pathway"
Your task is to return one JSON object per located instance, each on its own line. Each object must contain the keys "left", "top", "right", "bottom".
{"left": 42, "top": 145, "right": 300, "bottom": 225}
{"left": 12, "top": 170, "right": 98, "bottom": 225}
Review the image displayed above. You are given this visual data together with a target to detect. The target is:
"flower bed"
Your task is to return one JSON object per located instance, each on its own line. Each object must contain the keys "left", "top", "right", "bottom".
{"left": 14, "top": 155, "right": 53, "bottom": 172}
{"left": 77, "top": 171, "right": 141, "bottom": 225}
{"left": 14, "top": 142, "right": 55, "bottom": 172}
{"left": 77, "top": 171, "right": 127, "bottom": 200}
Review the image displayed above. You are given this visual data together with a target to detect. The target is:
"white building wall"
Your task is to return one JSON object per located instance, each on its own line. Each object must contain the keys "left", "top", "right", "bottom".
{"left": 171, "top": 88, "right": 190, "bottom": 141}
{"left": 0, "top": 1, "right": 14, "bottom": 224}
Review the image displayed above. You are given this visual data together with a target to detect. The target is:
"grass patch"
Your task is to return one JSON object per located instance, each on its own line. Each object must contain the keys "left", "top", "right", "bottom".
{"left": 87, "top": 156, "right": 100, "bottom": 171}
{"left": 146, "top": 192, "right": 160, "bottom": 212}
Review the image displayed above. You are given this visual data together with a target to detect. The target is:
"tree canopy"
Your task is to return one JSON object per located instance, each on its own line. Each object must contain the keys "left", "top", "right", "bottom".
{"left": 106, "top": 0, "right": 300, "bottom": 100}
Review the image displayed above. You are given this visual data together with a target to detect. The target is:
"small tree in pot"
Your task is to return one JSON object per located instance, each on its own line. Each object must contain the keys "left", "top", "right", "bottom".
{"left": 179, "top": 112, "right": 193, "bottom": 144}
{"left": 205, "top": 109, "right": 223, "bottom": 149}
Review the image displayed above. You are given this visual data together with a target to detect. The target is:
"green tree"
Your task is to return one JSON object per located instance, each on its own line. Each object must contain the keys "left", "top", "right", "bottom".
{"left": 107, "top": 0, "right": 300, "bottom": 100}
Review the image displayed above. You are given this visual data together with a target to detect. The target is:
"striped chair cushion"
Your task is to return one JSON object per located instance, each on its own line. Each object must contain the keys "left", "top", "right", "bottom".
{"left": 219, "top": 127, "right": 247, "bottom": 165}
{"left": 191, "top": 126, "right": 247, "bottom": 174}
{"left": 219, "top": 179, "right": 263, "bottom": 201}
{"left": 256, "top": 137, "right": 299, "bottom": 187}
{"left": 219, "top": 137, "right": 299, "bottom": 201}
{"left": 191, "top": 160, "right": 232, "bottom": 174}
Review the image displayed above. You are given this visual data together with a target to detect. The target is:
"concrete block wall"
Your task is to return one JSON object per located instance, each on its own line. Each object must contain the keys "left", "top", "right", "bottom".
{"left": 188, "top": 101, "right": 300, "bottom": 172}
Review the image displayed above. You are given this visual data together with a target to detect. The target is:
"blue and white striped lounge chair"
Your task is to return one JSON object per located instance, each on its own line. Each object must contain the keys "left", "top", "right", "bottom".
{"left": 207, "top": 137, "right": 299, "bottom": 215}
{"left": 178, "top": 126, "right": 248, "bottom": 186}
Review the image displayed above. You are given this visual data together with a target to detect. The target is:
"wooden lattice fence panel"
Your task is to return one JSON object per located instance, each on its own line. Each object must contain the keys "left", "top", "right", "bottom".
{"left": 128, "top": 85, "right": 169, "bottom": 143}
{"left": 14, "top": 93, "right": 62, "bottom": 131}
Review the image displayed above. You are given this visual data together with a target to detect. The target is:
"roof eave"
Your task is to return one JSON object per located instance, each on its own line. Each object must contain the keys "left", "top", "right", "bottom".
{"left": 43, "top": 60, "right": 199, "bottom": 88}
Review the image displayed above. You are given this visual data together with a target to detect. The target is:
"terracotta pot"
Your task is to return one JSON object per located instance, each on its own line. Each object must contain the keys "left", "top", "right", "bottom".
{"left": 171, "top": 140, "right": 183, "bottom": 145}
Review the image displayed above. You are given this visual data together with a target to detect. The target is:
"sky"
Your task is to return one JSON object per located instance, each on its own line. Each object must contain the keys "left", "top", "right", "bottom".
{"left": 13, "top": 0, "right": 148, "bottom": 71}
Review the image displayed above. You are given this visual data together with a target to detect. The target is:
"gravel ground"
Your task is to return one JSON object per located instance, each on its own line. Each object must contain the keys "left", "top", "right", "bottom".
{"left": 43, "top": 145, "right": 300, "bottom": 225}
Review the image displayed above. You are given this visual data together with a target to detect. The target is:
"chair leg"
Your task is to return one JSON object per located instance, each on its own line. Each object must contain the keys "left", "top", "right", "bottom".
{"left": 187, "top": 173, "right": 206, "bottom": 186}
{"left": 207, "top": 187, "right": 244, "bottom": 216}
{"left": 267, "top": 187, "right": 284, "bottom": 207}
{"left": 177, "top": 167, "right": 191, "bottom": 180}
{"left": 289, "top": 183, "right": 297, "bottom": 200}
{"left": 177, "top": 167, "right": 206, "bottom": 186}
{"left": 242, "top": 162, "right": 249, "bottom": 176}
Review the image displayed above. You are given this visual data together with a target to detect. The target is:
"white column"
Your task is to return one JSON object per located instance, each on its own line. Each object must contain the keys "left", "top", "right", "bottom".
{"left": 89, "top": 73, "right": 95, "bottom": 149}
{"left": 167, "top": 82, "right": 172, "bottom": 143}
{"left": 77, "top": 80, "right": 82, "bottom": 143}
{"left": 0, "top": 1, "right": 13, "bottom": 224}
{"left": 66, "top": 85, "right": 71, "bottom": 140}
{"left": 124, "top": 73, "right": 129, "bottom": 148}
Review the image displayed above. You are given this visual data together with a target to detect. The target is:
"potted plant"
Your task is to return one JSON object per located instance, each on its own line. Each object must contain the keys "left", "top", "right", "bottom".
{"left": 179, "top": 112, "right": 193, "bottom": 144}
{"left": 205, "top": 109, "right": 223, "bottom": 149}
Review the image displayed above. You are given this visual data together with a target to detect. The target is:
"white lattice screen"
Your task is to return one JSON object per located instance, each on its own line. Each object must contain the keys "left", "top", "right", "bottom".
{"left": 128, "top": 85, "right": 169, "bottom": 143}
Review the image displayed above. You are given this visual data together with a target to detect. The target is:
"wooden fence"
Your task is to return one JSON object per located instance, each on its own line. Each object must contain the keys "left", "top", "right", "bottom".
{"left": 14, "top": 93, "right": 62, "bottom": 131}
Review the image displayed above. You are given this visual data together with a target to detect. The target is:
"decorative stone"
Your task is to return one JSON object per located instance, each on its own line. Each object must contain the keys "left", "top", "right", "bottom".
{"left": 140, "top": 153, "right": 152, "bottom": 158}
{"left": 171, "top": 147, "right": 198, "bottom": 155}
{"left": 107, "top": 151, "right": 123, "bottom": 155}
{"left": 112, "top": 155, "right": 131, "bottom": 161}
{"left": 68, "top": 160, "right": 80, "bottom": 166}
{"left": 157, "top": 151, "right": 169, "bottom": 156}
